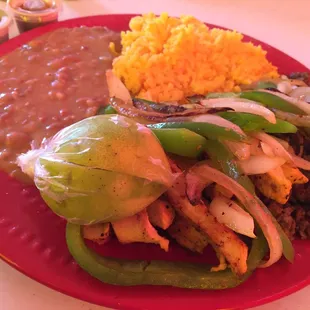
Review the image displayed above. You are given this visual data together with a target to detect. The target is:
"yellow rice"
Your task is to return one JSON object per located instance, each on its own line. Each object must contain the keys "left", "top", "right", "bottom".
{"left": 112, "top": 13, "right": 279, "bottom": 102}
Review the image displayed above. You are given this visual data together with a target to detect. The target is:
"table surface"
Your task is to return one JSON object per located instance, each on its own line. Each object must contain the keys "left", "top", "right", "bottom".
{"left": 0, "top": 0, "right": 309, "bottom": 309}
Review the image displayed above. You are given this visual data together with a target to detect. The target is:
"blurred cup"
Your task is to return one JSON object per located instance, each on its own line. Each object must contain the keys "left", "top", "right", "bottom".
{"left": 0, "top": 10, "right": 11, "bottom": 43}
{"left": 7, "top": 0, "right": 61, "bottom": 34}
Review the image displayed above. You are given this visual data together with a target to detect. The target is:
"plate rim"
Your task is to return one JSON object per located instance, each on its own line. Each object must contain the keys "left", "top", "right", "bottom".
{"left": 0, "top": 14, "right": 309, "bottom": 310}
{"left": 0, "top": 14, "right": 309, "bottom": 71}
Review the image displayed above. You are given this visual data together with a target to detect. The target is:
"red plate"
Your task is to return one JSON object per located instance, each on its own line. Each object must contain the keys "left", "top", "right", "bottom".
{"left": 0, "top": 15, "right": 309, "bottom": 310}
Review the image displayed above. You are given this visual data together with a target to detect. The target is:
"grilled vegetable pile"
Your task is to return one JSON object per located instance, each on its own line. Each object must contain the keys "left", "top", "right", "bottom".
{"left": 17, "top": 70, "right": 310, "bottom": 289}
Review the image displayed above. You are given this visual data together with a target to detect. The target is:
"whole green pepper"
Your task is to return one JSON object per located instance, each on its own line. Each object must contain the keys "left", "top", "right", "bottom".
{"left": 147, "top": 122, "right": 246, "bottom": 142}
{"left": 151, "top": 128, "right": 207, "bottom": 159}
{"left": 240, "top": 91, "right": 305, "bottom": 114}
{"left": 66, "top": 223, "right": 267, "bottom": 289}
{"left": 217, "top": 112, "right": 297, "bottom": 133}
{"left": 204, "top": 140, "right": 295, "bottom": 263}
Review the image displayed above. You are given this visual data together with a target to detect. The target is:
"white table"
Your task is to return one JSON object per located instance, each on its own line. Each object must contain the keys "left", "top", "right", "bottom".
{"left": 0, "top": 0, "right": 309, "bottom": 309}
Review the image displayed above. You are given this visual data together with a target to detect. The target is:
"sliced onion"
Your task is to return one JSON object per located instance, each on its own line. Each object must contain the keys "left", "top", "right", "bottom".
{"left": 186, "top": 162, "right": 283, "bottom": 268}
{"left": 250, "top": 132, "right": 293, "bottom": 163}
{"left": 249, "top": 137, "right": 264, "bottom": 156}
{"left": 260, "top": 142, "right": 275, "bottom": 157}
{"left": 252, "top": 132, "right": 310, "bottom": 170}
{"left": 214, "top": 184, "right": 234, "bottom": 199}
{"left": 273, "top": 136, "right": 290, "bottom": 150}
{"left": 106, "top": 70, "right": 224, "bottom": 121}
{"left": 106, "top": 70, "right": 132, "bottom": 104}
{"left": 238, "top": 155, "right": 286, "bottom": 175}
{"left": 289, "top": 86, "right": 310, "bottom": 103}
{"left": 111, "top": 98, "right": 225, "bottom": 122}
{"left": 181, "top": 103, "right": 205, "bottom": 109}
{"left": 277, "top": 81, "right": 292, "bottom": 94}
{"left": 168, "top": 114, "right": 247, "bottom": 139}
{"left": 209, "top": 196, "right": 256, "bottom": 238}
{"left": 186, "top": 173, "right": 213, "bottom": 205}
{"left": 225, "top": 141, "right": 251, "bottom": 161}
{"left": 262, "top": 90, "right": 310, "bottom": 115}
{"left": 291, "top": 154, "right": 310, "bottom": 171}
{"left": 172, "top": 114, "right": 245, "bottom": 134}
{"left": 201, "top": 98, "right": 277, "bottom": 124}
{"left": 273, "top": 109, "right": 310, "bottom": 128}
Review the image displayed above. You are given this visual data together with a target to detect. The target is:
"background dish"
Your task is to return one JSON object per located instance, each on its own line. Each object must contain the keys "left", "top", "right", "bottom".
{"left": 0, "top": 14, "right": 309, "bottom": 310}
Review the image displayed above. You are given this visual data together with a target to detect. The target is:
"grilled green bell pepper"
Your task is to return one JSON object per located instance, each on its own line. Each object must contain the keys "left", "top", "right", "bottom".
{"left": 147, "top": 122, "right": 246, "bottom": 142}
{"left": 254, "top": 81, "right": 277, "bottom": 90}
{"left": 203, "top": 140, "right": 295, "bottom": 263}
{"left": 255, "top": 197, "right": 294, "bottom": 263}
{"left": 151, "top": 128, "right": 207, "bottom": 158}
{"left": 240, "top": 91, "right": 305, "bottom": 114}
{"left": 204, "top": 92, "right": 238, "bottom": 99}
{"left": 204, "top": 140, "right": 255, "bottom": 193}
{"left": 66, "top": 222, "right": 267, "bottom": 289}
{"left": 203, "top": 90, "right": 304, "bottom": 115}
{"left": 205, "top": 82, "right": 277, "bottom": 98}
{"left": 217, "top": 112, "right": 297, "bottom": 134}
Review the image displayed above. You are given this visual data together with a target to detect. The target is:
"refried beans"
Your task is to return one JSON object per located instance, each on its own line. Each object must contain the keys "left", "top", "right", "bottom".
{"left": 0, "top": 26, "right": 120, "bottom": 182}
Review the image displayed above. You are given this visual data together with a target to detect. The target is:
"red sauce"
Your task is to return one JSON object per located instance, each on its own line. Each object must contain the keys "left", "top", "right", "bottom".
{"left": 0, "top": 26, "right": 120, "bottom": 182}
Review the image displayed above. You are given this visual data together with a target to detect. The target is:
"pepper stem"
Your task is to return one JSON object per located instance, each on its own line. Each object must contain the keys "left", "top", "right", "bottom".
{"left": 16, "top": 149, "right": 45, "bottom": 180}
